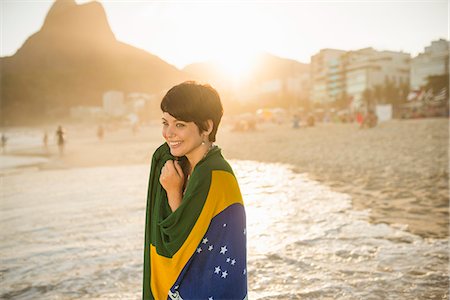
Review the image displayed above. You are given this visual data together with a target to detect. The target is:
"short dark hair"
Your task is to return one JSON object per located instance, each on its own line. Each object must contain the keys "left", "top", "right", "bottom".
{"left": 160, "top": 81, "right": 223, "bottom": 142}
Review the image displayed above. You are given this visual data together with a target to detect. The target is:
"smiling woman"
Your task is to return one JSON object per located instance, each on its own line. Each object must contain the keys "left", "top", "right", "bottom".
{"left": 143, "top": 81, "right": 248, "bottom": 300}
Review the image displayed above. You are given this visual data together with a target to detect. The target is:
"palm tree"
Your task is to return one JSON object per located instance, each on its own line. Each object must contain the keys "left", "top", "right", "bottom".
{"left": 373, "top": 84, "right": 383, "bottom": 104}
{"left": 382, "top": 78, "right": 397, "bottom": 105}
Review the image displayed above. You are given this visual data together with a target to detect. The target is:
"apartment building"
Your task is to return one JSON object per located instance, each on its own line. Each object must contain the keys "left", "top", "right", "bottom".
{"left": 310, "top": 49, "right": 346, "bottom": 104}
{"left": 310, "top": 47, "right": 410, "bottom": 108}
{"left": 343, "top": 48, "right": 410, "bottom": 107}
{"left": 410, "top": 39, "right": 450, "bottom": 90}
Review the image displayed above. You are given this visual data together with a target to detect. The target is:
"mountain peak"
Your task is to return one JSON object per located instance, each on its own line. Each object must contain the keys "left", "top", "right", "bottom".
{"left": 41, "top": 0, "right": 115, "bottom": 42}
{"left": 1, "top": 0, "right": 188, "bottom": 125}
{"left": 46, "top": 0, "right": 77, "bottom": 19}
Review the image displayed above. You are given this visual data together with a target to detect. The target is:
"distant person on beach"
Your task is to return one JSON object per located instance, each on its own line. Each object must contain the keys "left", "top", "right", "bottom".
{"left": 307, "top": 114, "right": 315, "bottom": 127}
{"left": 55, "top": 125, "right": 65, "bottom": 156}
{"left": 143, "top": 81, "right": 247, "bottom": 300}
{"left": 356, "top": 111, "right": 364, "bottom": 127}
{"left": 1, "top": 133, "right": 7, "bottom": 154}
{"left": 132, "top": 123, "right": 139, "bottom": 135}
{"left": 97, "top": 125, "right": 104, "bottom": 141}
{"left": 292, "top": 114, "right": 301, "bottom": 129}
{"left": 43, "top": 132, "right": 49, "bottom": 152}
{"left": 361, "top": 110, "right": 378, "bottom": 128}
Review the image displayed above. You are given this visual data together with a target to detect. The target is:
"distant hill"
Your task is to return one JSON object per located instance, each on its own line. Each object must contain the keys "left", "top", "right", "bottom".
{"left": 251, "top": 53, "right": 310, "bottom": 82}
{"left": 0, "top": 0, "right": 188, "bottom": 125}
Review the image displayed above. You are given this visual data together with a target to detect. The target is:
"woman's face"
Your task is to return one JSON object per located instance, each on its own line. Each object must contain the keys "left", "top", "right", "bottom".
{"left": 162, "top": 112, "right": 204, "bottom": 158}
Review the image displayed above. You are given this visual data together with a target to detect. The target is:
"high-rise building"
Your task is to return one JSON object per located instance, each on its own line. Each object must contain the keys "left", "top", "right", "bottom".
{"left": 343, "top": 48, "right": 410, "bottom": 108}
{"left": 310, "top": 47, "right": 410, "bottom": 108}
{"left": 410, "top": 39, "right": 449, "bottom": 90}
{"left": 103, "top": 90, "right": 125, "bottom": 116}
{"left": 310, "top": 49, "right": 346, "bottom": 104}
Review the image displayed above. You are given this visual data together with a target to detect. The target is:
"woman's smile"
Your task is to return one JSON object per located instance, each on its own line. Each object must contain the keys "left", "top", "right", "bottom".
{"left": 162, "top": 112, "right": 208, "bottom": 164}
{"left": 168, "top": 141, "right": 182, "bottom": 148}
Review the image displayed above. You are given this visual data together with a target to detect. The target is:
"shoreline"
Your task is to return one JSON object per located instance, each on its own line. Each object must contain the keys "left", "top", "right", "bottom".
{"left": 1, "top": 118, "right": 448, "bottom": 238}
{"left": 221, "top": 118, "right": 449, "bottom": 239}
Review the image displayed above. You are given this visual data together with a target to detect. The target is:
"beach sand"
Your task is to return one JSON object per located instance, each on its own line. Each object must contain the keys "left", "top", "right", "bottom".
{"left": 2, "top": 117, "right": 448, "bottom": 238}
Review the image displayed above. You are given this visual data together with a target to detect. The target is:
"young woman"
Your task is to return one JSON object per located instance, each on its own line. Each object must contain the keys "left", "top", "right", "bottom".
{"left": 143, "top": 81, "right": 247, "bottom": 300}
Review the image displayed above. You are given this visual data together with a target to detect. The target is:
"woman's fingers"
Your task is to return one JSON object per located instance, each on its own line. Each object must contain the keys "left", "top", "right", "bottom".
{"left": 160, "top": 160, "right": 184, "bottom": 193}
{"left": 174, "top": 160, "right": 184, "bottom": 179}
{"left": 162, "top": 160, "right": 175, "bottom": 175}
{"left": 161, "top": 160, "right": 182, "bottom": 180}
{"left": 164, "top": 160, "right": 174, "bottom": 172}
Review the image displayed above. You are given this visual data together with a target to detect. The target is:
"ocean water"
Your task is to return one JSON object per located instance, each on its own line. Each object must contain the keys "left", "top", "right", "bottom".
{"left": 0, "top": 161, "right": 448, "bottom": 299}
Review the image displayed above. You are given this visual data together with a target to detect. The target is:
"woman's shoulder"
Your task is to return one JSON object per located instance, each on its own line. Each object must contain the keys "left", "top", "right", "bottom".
{"left": 187, "top": 148, "right": 240, "bottom": 194}
{"left": 196, "top": 149, "right": 234, "bottom": 177}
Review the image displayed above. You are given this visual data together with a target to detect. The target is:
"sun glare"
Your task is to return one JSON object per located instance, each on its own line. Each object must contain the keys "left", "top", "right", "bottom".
{"left": 214, "top": 50, "right": 257, "bottom": 84}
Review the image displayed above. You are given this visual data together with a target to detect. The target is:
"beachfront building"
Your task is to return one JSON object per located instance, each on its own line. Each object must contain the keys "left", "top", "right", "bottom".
{"left": 127, "top": 92, "right": 153, "bottom": 113}
{"left": 310, "top": 48, "right": 410, "bottom": 109}
{"left": 343, "top": 48, "right": 410, "bottom": 108}
{"left": 103, "top": 90, "right": 125, "bottom": 117}
{"left": 310, "top": 49, "right": 346, "bottom": 105}
{"left": 410, "top": 39, "right": 450, "bottom": 90}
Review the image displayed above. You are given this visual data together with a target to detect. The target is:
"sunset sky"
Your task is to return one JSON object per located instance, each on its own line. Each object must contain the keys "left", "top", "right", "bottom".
{"left": 1, "top": 0, "right": 448, "bottom": 70}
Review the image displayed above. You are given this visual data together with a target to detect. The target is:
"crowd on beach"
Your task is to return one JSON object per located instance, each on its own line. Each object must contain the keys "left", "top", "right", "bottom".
{"left": 230, "top": 108, "right": 380, "bottom": 132}
{"left": 1, "top": 125, "right": 66, "bottom": 156}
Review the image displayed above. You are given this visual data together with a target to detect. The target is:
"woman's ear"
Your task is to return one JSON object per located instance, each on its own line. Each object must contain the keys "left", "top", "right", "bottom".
{"left": 205, "top": 120, "right": 214, "bottom": 135}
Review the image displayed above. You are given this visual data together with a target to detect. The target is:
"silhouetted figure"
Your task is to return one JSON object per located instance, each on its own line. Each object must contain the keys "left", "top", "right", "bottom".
{"left": 55, "top": 125, "right": 65, "bottom": 156}
{"left": 306, "top": 114, "right": 315, "bottom": 127}
{"left": 97, "top": 125, "right": 104, "bottom": 141}
{"left": 292, "top": 114, "right": 300, "bottom": 129}
{"left": 131, "top": 124, "right": 137, "bottom": 135}
{"left": 356, "top": 112, "right": 364, "bottom": 127}
{"left": 1, "top": 134, "right": 8, "bottom": 154}
{"left": 43, "top": 132, "right": 49, "bottom": 152}
{"left": 362, "top": 111, "right": 378, "bottom": 128}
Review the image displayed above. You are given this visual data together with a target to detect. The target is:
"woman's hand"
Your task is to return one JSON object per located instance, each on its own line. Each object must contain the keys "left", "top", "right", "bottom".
{"left": 160, "top": 160, "right": 184, "bottom": 211}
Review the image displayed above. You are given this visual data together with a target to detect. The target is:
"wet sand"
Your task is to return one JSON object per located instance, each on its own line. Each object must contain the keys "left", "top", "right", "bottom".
{"left": 220, "top": 118, "right": 449, "bottom": 239}
{"left": 3, "top": 117, "right": 448, "bottom": 238}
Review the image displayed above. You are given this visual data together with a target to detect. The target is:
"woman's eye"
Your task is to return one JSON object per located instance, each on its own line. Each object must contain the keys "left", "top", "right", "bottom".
{"left": 176, "top": 123, "right": 185, "bottom": 128}
{"left": 162, "top": 122, "right": 168, "bottom": 126}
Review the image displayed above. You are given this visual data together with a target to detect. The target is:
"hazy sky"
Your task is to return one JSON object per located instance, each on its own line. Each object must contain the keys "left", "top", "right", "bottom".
{"left": 1, "top": 0, "right": 448, "bottom": 69}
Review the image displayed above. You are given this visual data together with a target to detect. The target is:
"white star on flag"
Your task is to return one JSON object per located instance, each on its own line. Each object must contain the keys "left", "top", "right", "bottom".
{"left": 220, "top": 245, "right": 228, "bottom": 254}
{"left": 243, "top": 269, "right": 246, "bottom": 275}
{"left": 223, "top": 223, "right": 227, "bottom": 227}
{"left": 209, "top": 297, "right": 213, "bottom": 300}
{"left": 196, "top": 247, "right": 202, "bottom": 253}
{"left": 221, "top": 270, "right": 228, "bottom": 278}
{"left": 214, "top": 266, "right": 221, "bottom": 274}
{"left": 231, "top": 259, "right": 236, "bottom": 265}
{"left": 226, "top": 257, "right": 231, "bottom": 263}
{"left": 208, "top": 245, "right": 213, "bottom": 251}
{"left": 202, "top": 237, "right": 208, "bottom": 244}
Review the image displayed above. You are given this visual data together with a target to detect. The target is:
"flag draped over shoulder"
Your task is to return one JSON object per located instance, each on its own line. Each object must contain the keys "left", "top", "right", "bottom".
{"left": 143, "top": 143, "right": 247, "bottom": 300}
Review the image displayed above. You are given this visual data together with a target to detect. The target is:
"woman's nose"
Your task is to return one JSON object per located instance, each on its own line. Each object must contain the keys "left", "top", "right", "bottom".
{"left": 165, "top": 126, "right": 175, "bottom": 138}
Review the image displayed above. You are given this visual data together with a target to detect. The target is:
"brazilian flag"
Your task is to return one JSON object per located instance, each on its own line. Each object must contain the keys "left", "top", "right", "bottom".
{"left": 143, "top": 143, "right": 247, "bottom": 300}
